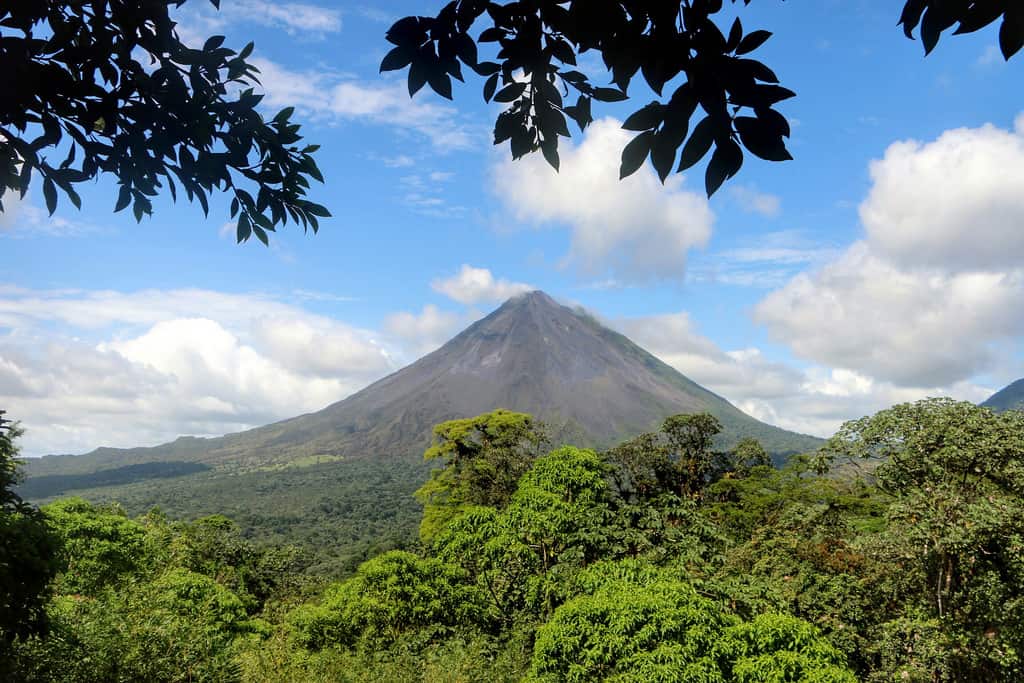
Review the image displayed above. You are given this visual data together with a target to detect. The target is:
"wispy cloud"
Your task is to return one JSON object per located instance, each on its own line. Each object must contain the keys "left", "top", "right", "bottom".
{"left": 251, "top": 58, "right": 479, "bottom": 150}
{"left": 688, "top": 231, "right": 839, "bottom": 288}
{"left": 728, "top": 184, "right": 781, "bottom": 218}
{"left": 0, "top": 195, "right": 101, "bottom": 238}
{"left": 399, "top": 173, "right": 467, "bottom": 218}
{"left": 174, "top": 0, "right": 342, "bottom": 44}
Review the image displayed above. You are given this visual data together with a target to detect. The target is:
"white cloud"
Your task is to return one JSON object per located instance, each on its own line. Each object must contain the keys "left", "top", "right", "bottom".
{"left": 251, "top": 58, "right": 476, "bottom": 150}
{"left": 174, "top": 0, "right": 341, "bottom": 42}
{"left": 491, "top": 117, "right": 714, "bottom": 282}
{"left": 688, "top": 231, "right": 839, "bottom": 288}
{"left": 977, "top": 45, "right": 1002, "bottom": 67}
{"left": 754, "top": 243, "right": 1024, "bottom": 387}
{"left": 431, "top": 265, "right": 533, "bottom": 304}
{"left": 398, "top": 173, "right": 466, "bottom": 218}
{"left": 0, "top": 196, "right": 98, "bottom": 238}
{"left": 860, "top": 118, "right": 1024, "bottom": 271}
{"left": 752, "top": 117, "right": 1024, "bottom": 388}
{"left": 729, "top": 184, "right": 781, "bottom": 217}
{"left": 232, "top": 0, "right": 341, "bottom": 33}
{"left": 612, "top": 309, "right": 995, "bottom": 438}
{"left": 0, "top": 287, "right": 396, "bottom": 456}
{"left": 382, "top": 304, "right": 468, "bottom": 357}
{"left": 0, "top": 191, "right": 25, "bottom": 230}
{"left": 615, "top": 312, "right": 803, "bottom": 402}
{"left": 733, "top": 371, "right": 993, "bottom": 440}
{"left": 376, "top": 154, "right": 416, "bottom": 168}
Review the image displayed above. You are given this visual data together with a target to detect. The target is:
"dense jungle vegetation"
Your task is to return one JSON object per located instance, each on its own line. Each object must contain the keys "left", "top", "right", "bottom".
{"left": 3, "top": 398, "right": 1024, "bottom": 682}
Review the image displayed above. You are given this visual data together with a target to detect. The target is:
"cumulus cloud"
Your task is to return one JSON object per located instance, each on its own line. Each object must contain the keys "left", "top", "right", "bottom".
{"left": 614, "top": 312, "right": 804, "bottom": 403}
{"left": 491, "top": 118, "right": 713, "bottom": 282}
{"left": 0, "top": 287, "right": 396, "bottom": 456}
{"left": 611, "top": 309, "right": 994, "bottom": 438}
{"left": 732, "top": 369, "right": 993, "bottom": 440}
{"left": 753, "top": 116, "right": 1024, "bottom": 388}
{"left": 431, "top": 265, "right": 533, "bottom": 304}
{"left": 382, "top": 304, "right": 469, "bottom": 358}
{"left": 860, "top": 117, "right": 1024, "bottom": 271}
{"left": 754, "top": 243, "right": 1024, "bottom": 386}
{"left": 251, "top": 58, "right": 476, "bottom": 150}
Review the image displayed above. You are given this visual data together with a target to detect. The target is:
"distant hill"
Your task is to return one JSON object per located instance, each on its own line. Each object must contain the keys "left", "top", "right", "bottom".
{"left": 21, "top": 291, "right": 821, "bottom": 573}
{"left": 981, "top": 378, "right": 1024, "bottom": 412}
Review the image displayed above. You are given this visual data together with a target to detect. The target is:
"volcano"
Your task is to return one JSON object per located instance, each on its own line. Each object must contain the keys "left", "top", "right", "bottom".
{"left": 29, "top": 291, "right": 819, "bottom": 476}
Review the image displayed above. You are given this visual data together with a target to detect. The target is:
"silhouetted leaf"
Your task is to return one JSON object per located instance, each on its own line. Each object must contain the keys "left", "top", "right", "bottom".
{"left": 483, "top": 73, "right": 499, "bottom": 102}
{"left": 381, "top": 46, "right": 413, "bottom": 72}
{"left": 43, "top": 177, "right": 57, "bottom": 215}
{"left": 726, "top": 18, "right": 743, "bottom": 53}
{"left": 735, "top": 116, "right": 792, "bottom": 161}
{"left": 408, "top": 60, "right": 429, "bottom": 96}
{"left": 736, "top": 30, "right": 771, "bottom": 55}
{"left": 1000, "top": 8, "right": 1024, "bottom": 59}
{"left": 705, "top": 139, "right": 743, "bottom": 197}
{"left": 428, "top": 68, "right": 453, "bottom": 99}
{"left": 899, "top": 0, "right": 927, "bottom": 38}
{"left": 541, "top": 140, "right": 560, "bottom": 170}
{"left": 620, "top": 130, "right": 654, "bottom": 179}
{"left": 473, "top": 61, "right": 501, "bottom": 76}
{"left": 622, "top": 102, "right": 664, "bottom": 131}
{"left": 237, "top": 213, "right": 252, "bottom": 242}
{"left": 921, "top": 5, "right": 955, "bottom": 54}
{"left": 677, "top": 116, "right": 714, "bottom": 172}
{"left": 479, "top": 27, "right": 505, "bottom": 42}
{"left": 493, "top": 82, "right": 527, "bottom": 103}
{"left": 593, "top": 87, "right": 628, "bottom": 102}
{"left": 650, "top": 129, "right": 679, "bottom": 182}
{"left": 115, "top": 185, "right": 131, "bottom": 213}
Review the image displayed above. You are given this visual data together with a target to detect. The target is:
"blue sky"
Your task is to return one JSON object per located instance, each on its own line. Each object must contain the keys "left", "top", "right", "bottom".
{"left": 2, "top": 0, "right": 1023, "bottom": 456}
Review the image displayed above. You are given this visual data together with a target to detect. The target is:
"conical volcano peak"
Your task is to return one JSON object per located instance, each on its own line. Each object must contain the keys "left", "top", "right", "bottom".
{"left": 499, "top": 289, "right": 564, "bottom": 313}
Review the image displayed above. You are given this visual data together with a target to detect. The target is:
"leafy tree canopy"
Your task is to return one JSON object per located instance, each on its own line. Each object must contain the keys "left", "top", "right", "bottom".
{"left": 0, "top": 0, "right": 329, "bottom": 245}
{"left": 383, "top": 0, "right": 1023, "bottom": 197}
{"left": 0, "top": 421, "right": 60, "bottom": 647}
{"left": 416, "top": 409, "right": 549, "bottom": 541}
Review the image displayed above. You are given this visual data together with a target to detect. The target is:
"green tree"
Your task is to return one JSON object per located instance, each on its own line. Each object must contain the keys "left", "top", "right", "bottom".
{"left": 14, "top": 569, "right": 260, "bottom": 683}
{"left": 529, "top": 571, "right": 856, "bottom": 682}
{"left": 662, "top": 412, "right": 722, "bottom": 497}
{"left": 289, "top": 550, "right": 487, "bottom": 651}
{"left": 43, "top": 497, "right": 151, "bottom": 596}
{"left": 823, "top": 398, "right": 1024, "bottom": 679}
{"left": 383, "top": 1, "right": 1021, "bottom": 197}
{"left": 0, "top": 420, "right": 60, "bottom": 649}
{"left": 416, "top": 409, "right": 549, "bottom": 542}
{"left": 0, "top": 1, "right": 328, "bottom": 244}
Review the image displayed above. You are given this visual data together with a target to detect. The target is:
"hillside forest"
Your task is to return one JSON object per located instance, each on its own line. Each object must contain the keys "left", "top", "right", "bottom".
{"left": 3, "top": 398, "right": 1024, "bottom": 682}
